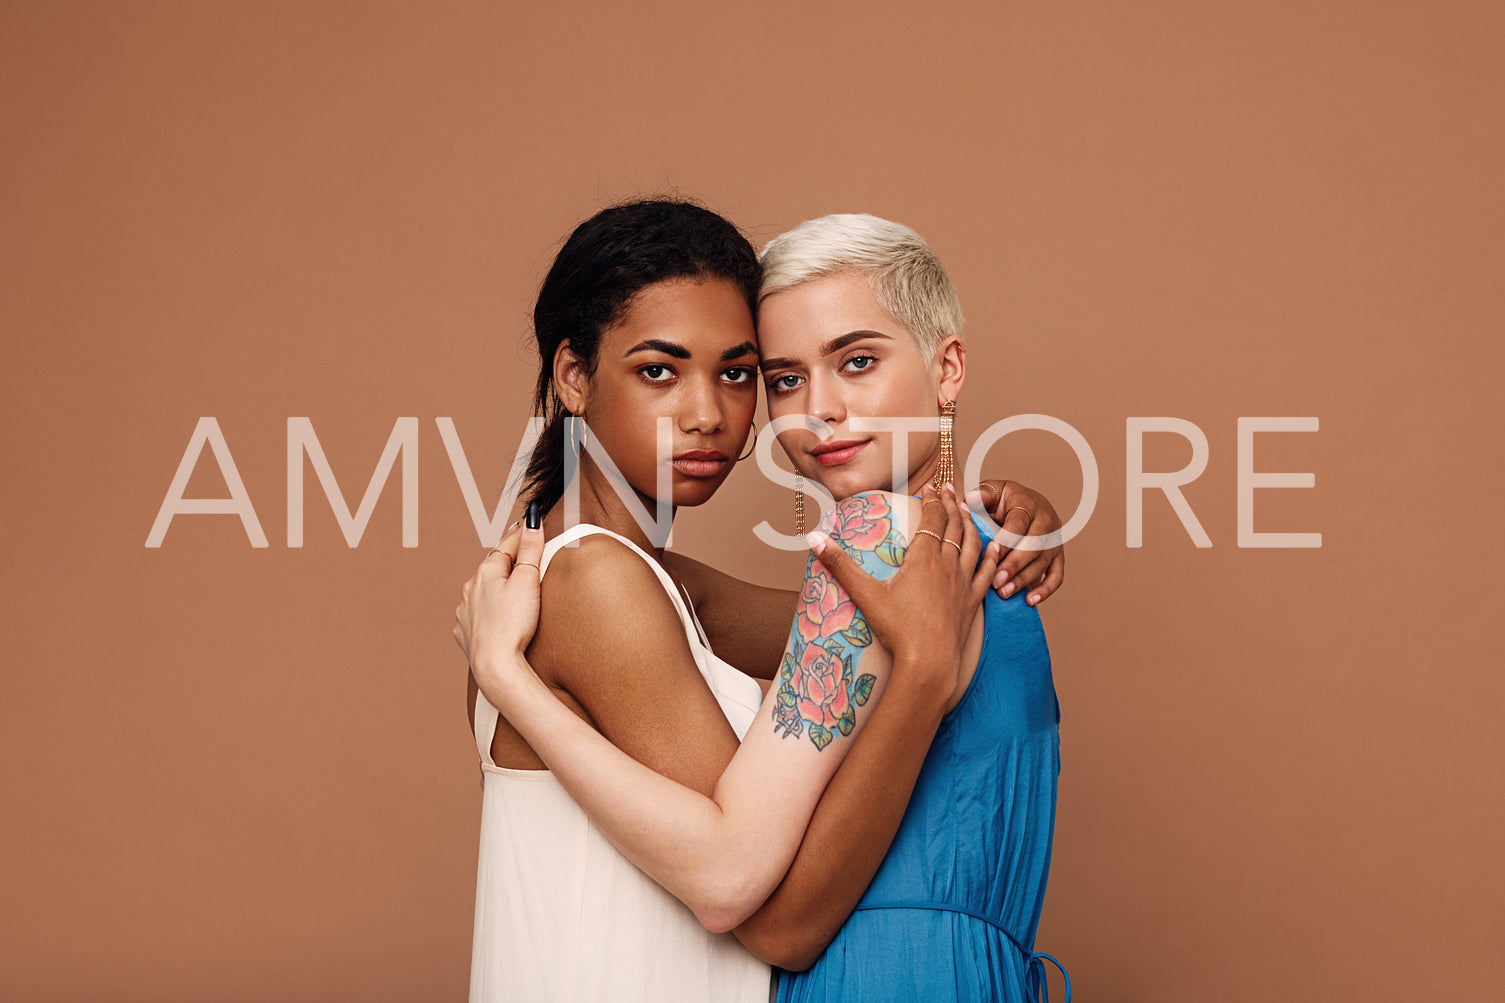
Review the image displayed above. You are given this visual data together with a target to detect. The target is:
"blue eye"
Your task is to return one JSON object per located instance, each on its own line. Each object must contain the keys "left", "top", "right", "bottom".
{"left": 765, "top": 373, "right": 803, "bottom": 394}
{"left": 843, "top": 354, "right": 876, "bottom": 373}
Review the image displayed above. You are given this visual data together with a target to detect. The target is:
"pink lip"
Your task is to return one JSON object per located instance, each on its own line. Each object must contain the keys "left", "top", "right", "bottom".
{"left": 810, "top": 439, "right": 868, "bottom": 467}
{"left": 672, "top": 450, "right": 729, "bottom": 479}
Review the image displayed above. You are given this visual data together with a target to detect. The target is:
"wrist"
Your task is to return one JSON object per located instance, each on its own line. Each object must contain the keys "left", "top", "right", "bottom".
{"left": 884, "top": 652, "right": 955, "bottom": 715}
{"left": 472, "top": 649, "right": 539, "bottom": 710}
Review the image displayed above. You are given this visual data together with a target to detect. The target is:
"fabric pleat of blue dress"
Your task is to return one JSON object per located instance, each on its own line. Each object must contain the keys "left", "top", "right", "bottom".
{"left": 776, "top": 514, "right": 1068, "bottom": 1003}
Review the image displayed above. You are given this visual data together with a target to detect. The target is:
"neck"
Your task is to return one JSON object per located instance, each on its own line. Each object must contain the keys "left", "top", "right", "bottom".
{"left": 903, "top": 440, "right": 944, "bottom": 496}
{"left": 544, "top": 455, "right": 674, "bottom": 557}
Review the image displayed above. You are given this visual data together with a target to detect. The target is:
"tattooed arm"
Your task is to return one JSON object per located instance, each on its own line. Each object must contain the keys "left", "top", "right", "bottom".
{"left": 465, "top": 489, "right": 984, "bottom": 932}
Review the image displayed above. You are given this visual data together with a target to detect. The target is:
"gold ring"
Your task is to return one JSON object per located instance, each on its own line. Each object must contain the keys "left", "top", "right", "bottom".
{"left": 942, "top": 538, "right": 963, "bottom": 553}
{"left": 914, "top": 529, "right": 944, "bottom": 544}
{"left": 513, "top": 561, "right": 540, "bottom": 574}
{"left": 1003, "top": 506, "right": 1032, "bottom": 526}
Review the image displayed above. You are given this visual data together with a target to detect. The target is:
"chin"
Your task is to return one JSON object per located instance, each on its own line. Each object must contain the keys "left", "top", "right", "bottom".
{"left": 810, "top": 468, "right": 888, "bottom": 502}
{"left": 671, "top": 477, "right": 728, "bottom": 508}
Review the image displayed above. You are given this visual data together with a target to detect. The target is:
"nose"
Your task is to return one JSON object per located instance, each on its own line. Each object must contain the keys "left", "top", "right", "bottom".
{"left": 804, "top": 373, "right": 847, "bottom": 427}
{"left": 679, "top": 375, "right": 725, "bottom": 435}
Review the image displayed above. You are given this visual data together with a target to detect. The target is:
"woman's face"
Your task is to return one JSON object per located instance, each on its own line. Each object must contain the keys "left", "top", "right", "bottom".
{"left": 568, "top": 276, "right": 760, "bottom": 509}
{"left": 758, "top": 270, "right": 962, "bottom": 500}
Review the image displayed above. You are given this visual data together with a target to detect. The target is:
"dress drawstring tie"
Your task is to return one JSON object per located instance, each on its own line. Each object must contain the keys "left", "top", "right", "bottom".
{"left": 852, "top": 900, "right": 1071, "bottom": 1002}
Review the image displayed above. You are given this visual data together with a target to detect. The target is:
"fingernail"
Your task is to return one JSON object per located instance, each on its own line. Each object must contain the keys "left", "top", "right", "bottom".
{"left": 525, "top": 501, "right": 541, "bottom": 530}
{"left": 507, "top": 519, "right": 521, "bottom": 531}
{"left": 1027, "top": 593, "right": 1039, "bottom": 606}
{"left": 995, "top": 570, "right": 1010, "bottom": 586}
{"left": 804, "top": 531, "right": 827, "bottom": 554}
{"left": 964, "top": 489, "right": 983, "bottom": 509}
{"left": 1001, "top": 582, "right": 1016, "bottom": 598}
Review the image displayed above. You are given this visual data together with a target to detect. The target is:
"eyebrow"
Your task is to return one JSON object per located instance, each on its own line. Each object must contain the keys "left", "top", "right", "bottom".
{"left": 624, "top": 339, "right": 690, "bottom": 359}
{"left": 759, "top": 330, "right": 893, "bottom": 371}
{"left": 623, "top": 339, "right": 759, "bottom": 363}
{"left": 720, "top": 340, "right": 759, "bottom": 362}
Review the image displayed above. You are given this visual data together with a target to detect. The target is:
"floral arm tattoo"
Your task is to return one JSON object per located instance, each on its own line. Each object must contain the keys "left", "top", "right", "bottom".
{"left": 772, "top": 494, "right": 907, "bottom": 752}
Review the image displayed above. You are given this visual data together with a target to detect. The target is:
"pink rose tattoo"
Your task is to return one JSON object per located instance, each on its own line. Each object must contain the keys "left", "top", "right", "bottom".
{"left": 793, "top": 644, "right": 853, "bottom": 731}
{"left": 796, "top": 575, "right": 857, "bottom": 644}
{"left": 828, "top": 493, "right": 891, "bottom": 549}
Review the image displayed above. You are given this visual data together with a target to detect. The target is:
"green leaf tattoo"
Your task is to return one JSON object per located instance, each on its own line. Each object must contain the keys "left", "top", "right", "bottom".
{"left": 840, "top": 619, "right": 873, "bottom": 648}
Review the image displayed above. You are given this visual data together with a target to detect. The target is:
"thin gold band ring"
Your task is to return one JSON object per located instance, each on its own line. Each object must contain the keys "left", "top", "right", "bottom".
{"left": 1003, "top": 506, "right": 1032, "bottom": 526}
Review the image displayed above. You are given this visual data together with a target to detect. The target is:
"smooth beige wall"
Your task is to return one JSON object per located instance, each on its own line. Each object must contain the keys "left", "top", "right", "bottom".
{"left": 3, "top": 2, "right": 1501, "bottom": 1000}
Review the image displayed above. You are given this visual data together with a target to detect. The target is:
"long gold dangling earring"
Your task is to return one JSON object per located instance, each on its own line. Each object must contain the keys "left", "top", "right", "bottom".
{"left": 795, "top": 472, "right": 806, "bottom": 537}
{"left": 932, "top": 399, "right": 956, "bottom": 491}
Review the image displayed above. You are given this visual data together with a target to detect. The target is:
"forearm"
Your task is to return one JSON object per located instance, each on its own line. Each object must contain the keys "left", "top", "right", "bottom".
{"left": 733, "top": 658, "right": 948, "bottom": 969}
{"left": 476, "top": 651, "right": 836, "bottom": 932}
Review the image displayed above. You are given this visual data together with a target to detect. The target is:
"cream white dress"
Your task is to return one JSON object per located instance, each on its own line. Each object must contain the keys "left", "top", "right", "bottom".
{"left": 469, "top": 524, "right": 774, "bottom": 1003}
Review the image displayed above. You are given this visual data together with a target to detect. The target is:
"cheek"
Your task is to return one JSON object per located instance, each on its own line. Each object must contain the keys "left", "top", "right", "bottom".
{"left": 729, "top": 388, "right": 758, "bottom": 424}
{"left": 762, "top": 389, "right": 795, "bottom": 420}
{"left": 589, "top": 388, "right": 661, "bottom": 463}
{"left": 875, "top": 367, "right": 932, "bottom": 413}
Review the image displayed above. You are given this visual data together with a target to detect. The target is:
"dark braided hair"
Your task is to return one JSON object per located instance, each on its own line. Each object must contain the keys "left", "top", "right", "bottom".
{"left": 522, "top": 198, "right": 761, "bottom": 514}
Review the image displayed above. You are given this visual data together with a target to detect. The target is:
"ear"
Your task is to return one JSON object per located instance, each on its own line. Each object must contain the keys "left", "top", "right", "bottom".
{"left": 552, "top": 340, "right": 589, "bottom": 415}
{"left": 934, "top": 335, "right": 966, "bottom": 404}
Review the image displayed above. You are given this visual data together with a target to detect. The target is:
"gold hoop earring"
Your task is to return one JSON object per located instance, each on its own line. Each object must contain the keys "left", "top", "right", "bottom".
{"left": 568, "top": 413, "right": 587, "bottom": 457}
{"left": 932, "top": 399, "right": 956, "bottom": 491}
{"left": 736, "top": 422, "right": 758, "bottom": 463}
{"left": 794, "top": 472, "right": 806, "bottom": 537}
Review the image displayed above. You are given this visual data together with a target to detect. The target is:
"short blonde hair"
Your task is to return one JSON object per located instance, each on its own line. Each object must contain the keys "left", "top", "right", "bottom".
{"left": 758, "top": 213, "right": 964, "bottom": 359}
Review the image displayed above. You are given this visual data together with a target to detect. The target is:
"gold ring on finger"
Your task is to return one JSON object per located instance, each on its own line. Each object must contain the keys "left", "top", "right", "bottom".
{"left": 914, "top": 529, "right": 944, "bottom": 545}
{"left": 942, "top": 538, "right": 963, "bottom": 552}
{"left": 513, "top": 561, "right": 540, "bottom": 574}
{"left": 1003, "top": 506, "right": 1032, "bottom": 525}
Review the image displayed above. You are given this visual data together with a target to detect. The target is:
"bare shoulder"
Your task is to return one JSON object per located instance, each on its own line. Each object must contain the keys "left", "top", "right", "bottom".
{"left": 530, "top": 534, "right": 694, "bottom": 687}
{"left": 529, "top": 532, "right": 742, "bottom": 794}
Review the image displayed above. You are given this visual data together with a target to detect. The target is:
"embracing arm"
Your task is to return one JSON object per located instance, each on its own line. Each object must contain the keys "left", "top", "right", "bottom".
{"left": 468, "top": 495, "right": 913, "bottom": 932}
{"left": 732, "top": 650, "right": 952, "bottom": 968}
{"left": 732, "top": 494, "right": 999, "bottom": 969}
{"left": 465, "top": 490, "right": 985, "bottom": 933}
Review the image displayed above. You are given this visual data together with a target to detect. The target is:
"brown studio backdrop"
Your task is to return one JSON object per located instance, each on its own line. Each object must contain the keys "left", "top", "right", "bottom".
{"left": 2, "top": 2, "right": 1502, "bottom": 1000}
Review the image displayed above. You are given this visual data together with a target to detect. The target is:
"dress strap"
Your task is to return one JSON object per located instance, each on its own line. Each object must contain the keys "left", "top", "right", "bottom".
{"left": 851, "top": 900, "right": 1071, "bottom": 1002}
{"left": 470, "top": 522, "right": 705, "bottom": 766}
{"left": 472, "top": 688, "right": 500, "bottom": 767}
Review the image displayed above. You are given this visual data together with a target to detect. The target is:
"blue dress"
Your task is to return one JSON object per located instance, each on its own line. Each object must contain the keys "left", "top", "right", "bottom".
{"left": 776, "top": 515, "right": 1068, "bottom": 1002}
